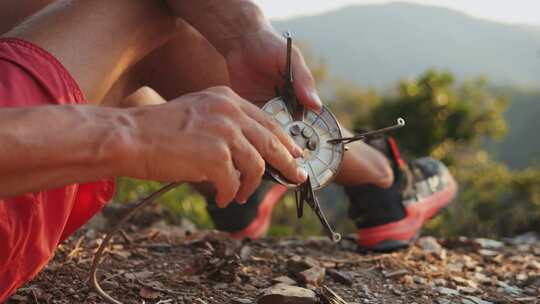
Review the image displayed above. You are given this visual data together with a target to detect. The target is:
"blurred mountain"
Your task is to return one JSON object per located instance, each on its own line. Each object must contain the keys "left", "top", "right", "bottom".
{"left": 274, "top": 3, "right": 540, "bottom": 169}
{"left": 488, "top": 88, "right": 540, "bottom": 169}
{"left": 273, "top": 2, "right": 540, "bottom": 88}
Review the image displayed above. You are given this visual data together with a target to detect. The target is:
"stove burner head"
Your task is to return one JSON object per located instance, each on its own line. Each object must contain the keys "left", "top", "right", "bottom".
{"left": 262, "top": 97, "right": 345, "bottom": 190}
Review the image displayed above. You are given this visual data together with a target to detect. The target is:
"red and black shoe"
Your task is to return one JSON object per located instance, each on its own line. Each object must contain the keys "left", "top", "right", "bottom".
{"left": 208, "top": 136, "right": 457, "bottom": 249}
{"left": 345, "top": 136, "right": 458, "bottom": 251}
{"left": 206, "top": 181, "right": 287, "bottom": 239}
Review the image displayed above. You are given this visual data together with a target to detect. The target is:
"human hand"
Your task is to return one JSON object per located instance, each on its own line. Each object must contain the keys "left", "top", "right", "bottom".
{"left": 124, "top": 86, "right": 307, "bottom": 207}
{"left": 164, "top": 0, "right": 321, "bottom": 110}
{"left": 224, "top": 27, "right": 322, "bottom": 110}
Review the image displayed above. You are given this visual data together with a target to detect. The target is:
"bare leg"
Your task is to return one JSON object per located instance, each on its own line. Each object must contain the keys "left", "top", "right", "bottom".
{"left": 101, "top": 20, "right": 229, "bottom": 107}
{"left": 0, "top": 0, "right": 51, "bottom": 33}
{"left": 334, "top": 129, "right": 394, "bottom": 188}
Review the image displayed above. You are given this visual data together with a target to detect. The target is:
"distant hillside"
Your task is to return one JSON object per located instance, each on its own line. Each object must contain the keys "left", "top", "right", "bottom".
{"left": 489, "top": 88, "right": 540, "bottom": 169}
{"left": 273, "top": 2, "right": 540, "bottom": 88}
{"left": 273, "top": 3, "right": 540, "bottom": 168}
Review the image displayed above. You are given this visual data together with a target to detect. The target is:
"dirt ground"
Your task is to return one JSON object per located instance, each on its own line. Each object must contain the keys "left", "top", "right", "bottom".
{"left": 6, "top": 224, "right": 540, "bottom": 304}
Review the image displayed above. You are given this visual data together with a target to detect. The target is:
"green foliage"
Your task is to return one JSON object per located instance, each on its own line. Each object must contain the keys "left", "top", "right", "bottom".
{"left": 268, "top": 193, "right": 325, "bottom": 237}
{"left": 355, "top": 70, "right": 508, "bottom": 160}
{"left": 486, "top": 88, "right": 540, "bottom": 169}
{"left": 327, "top": 82, "right": 381, "bottom": 128}
{"left": 113, "top": 177, "right": 213, "bottom": 229}
{"left": 424, "top": 154, "right": 540, "bottom": 237}
{"left": 268, "top": 185, "right": 357, "bottom": 238}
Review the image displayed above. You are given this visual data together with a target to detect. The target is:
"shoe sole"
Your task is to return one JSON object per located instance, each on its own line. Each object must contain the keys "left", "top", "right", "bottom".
{"left": 357, "top": 171, "right": 458, "bottom": 251}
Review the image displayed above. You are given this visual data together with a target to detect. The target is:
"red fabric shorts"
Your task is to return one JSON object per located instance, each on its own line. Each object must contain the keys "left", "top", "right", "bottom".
{"left": 0, "top": 38, "right": 115, "bottom": 302}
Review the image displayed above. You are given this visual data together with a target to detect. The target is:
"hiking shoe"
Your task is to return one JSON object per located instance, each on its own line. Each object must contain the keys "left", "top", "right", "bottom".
{"left": 345, "top": 136, "right": 458, "bottom": 251}
{"left": 207, "top": 181, "right": 287, "bottom": 239}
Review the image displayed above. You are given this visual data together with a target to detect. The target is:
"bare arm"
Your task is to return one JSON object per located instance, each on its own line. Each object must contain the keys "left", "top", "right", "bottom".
{"left": 0, "top": 87, "right": 306, "bottom": 204}
{"left": 5, "top": 0, "right": 178, "bottom": 103}
{"left": 0, "top": 105, "right": 130, "bottom": 197}
{"left": 166, "top": 0, "right": 269, "bottom": 55}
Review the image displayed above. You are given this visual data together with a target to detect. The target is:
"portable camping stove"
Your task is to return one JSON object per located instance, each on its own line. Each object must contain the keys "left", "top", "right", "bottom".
{"left": 263, "top": 32, "right": 405, "bottom": 243}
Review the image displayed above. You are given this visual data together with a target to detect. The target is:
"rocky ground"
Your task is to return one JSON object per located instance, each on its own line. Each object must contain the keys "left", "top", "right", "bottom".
{"left": 7, "top": 225, "right": 540, "bottom": 304}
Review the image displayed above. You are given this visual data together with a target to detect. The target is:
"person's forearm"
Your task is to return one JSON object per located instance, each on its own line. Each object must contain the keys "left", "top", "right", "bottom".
{"left": 0, "top": 106, "right": 133, "bottom": 197}
{"left": 167, "top": 0, "right": 270, "bottom": 55}
{"left": 5, "top": 0, "right": 178, "bottom": 103}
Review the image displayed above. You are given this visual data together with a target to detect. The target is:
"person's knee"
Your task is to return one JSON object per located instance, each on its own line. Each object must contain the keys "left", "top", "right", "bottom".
{"left": 120, "top": 86, "right": 166, "bottom": 108}
{"left": 373, "top": 163, "right": 394, "bottom": 189}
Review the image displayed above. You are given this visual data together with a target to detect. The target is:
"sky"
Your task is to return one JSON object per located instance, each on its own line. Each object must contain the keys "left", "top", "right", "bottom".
{"left": 255, "top": 0, "right": 540, "bottom": 26}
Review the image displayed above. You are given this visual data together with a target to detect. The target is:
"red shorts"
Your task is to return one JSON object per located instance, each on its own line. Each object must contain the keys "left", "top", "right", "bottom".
{"left": 0, "top": 38, "right": 115, "bottom": 302}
